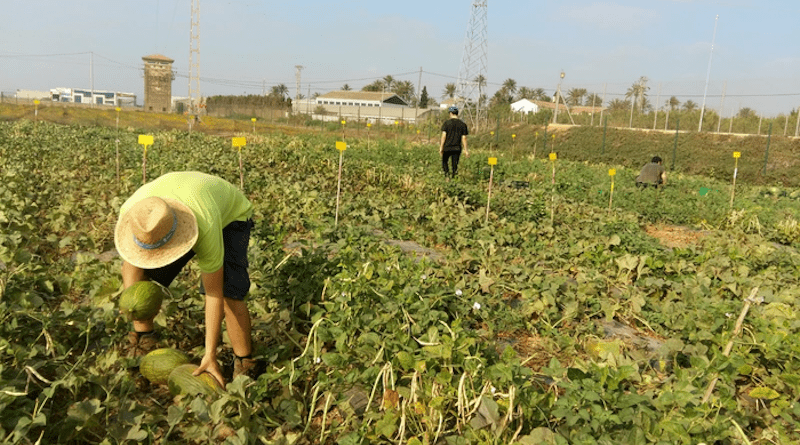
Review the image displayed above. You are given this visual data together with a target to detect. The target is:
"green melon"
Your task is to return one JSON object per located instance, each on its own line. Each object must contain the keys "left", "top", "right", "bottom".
{"left": 140, "top": 348, "right": 191, "bottom": 384}
{"left": 167, "top": 364, "right": 221, "bottom": 396}
{"left": 119, "top": 281, "right": 165, "bottom": 321}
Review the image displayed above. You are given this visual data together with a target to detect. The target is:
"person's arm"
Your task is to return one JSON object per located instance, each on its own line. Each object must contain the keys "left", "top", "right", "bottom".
{"left": 194, "top": 266, "right": 226, "bottom": 387}
{"left": 461, "top": 135, "right": 468, "bottom": 157}
{"left": 661, "top": 170, "right": 667, "bottom": 186}
{"left": 439, "top": 131, "right": 446, "bottom": 155}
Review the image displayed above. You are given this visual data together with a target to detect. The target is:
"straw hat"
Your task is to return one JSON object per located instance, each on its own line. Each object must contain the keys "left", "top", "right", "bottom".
{"left": 115, "top": 196, "right": 198, "bottom": 269}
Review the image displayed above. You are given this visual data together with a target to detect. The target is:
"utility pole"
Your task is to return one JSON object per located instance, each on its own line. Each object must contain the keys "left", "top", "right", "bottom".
{"left": 716, "top": 81, "right": 727, "bottom": 133}
{"left": 698, "top": 14, "right": 719, "bottom": 132}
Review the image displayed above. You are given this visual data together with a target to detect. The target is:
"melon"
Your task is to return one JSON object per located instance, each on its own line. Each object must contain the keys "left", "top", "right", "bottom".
{"left": 167, "top": 364, "right": 221, "bottom": 396}
{"left": 119, "top": 281, "right": 165, "bottom": 321}
{"left": 140, "top": 348, "right": 191, "bottom": 384}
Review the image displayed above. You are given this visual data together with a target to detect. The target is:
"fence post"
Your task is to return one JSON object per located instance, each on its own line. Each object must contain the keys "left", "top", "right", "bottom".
{"left": 671, "top": 117, "right": 680, "bottom": 171}
{"left": 762, "top": 122, "right": 773, "bottom": 175}
{"left": 602, "top": 116, "right": 608, "bottom": 155}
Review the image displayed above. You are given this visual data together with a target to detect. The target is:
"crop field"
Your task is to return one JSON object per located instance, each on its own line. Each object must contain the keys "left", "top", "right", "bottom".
{"left": 2, "top": 115, "right": 800, "bottom": 445}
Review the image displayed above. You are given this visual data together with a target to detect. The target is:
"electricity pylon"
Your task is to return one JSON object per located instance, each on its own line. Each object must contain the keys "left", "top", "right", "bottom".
{"left": 456, "top": 0, "right": 488, "bottom": 130}
{"left": 188, "top": 0, "right": 200, "bottom": 115}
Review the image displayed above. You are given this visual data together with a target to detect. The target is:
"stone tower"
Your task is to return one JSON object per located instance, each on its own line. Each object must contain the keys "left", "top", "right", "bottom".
{"left": 142, "top": 54, "right": 174, "bottom": 112}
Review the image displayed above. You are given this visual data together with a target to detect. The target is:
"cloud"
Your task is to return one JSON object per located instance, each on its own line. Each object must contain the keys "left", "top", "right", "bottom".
{"left": 560, "top": 3, "right": 659, "bottom": 32}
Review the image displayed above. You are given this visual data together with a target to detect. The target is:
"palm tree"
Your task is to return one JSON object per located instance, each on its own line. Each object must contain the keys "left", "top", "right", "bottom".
{"left": 682, "top": 100, "right": 698, "bottom": 112}
{"left": 474, "top": 74, "right": 487, "bottom": 99}
{"left": 608, "top": 98, "right": 630, "bottom": 112}
{"left": 585, "top": 93, "right": 603, "bottom": 108}
{"left": 516, "top": 87, "right": 535, "bottom": 100}
{"left": 566, "top": 88, "right": 587, "bottom": 106}
{"left": 502, "top": 78, "right": 517, "bottom": 97}
{"left": 442, "top": 83, "right": 456, "bottom": 100}
{"left": 668, "top": 96, "right": 680, "bottom": 110}
{"left": 625, "top": 77, "right": 649, "bottom": 111}
{"left": 362, "top": 79, "right": 385, "bottom": 92}
{"left": 342, "top": 84, "right": 351, "bottom": 91}
{"left": 392, "top": 80, "right": 415, "bottom": 104}
{"left": 382, "top": 75, "right": 395, "bottom": 91}
{"left": 271, "top": 84, "right": 289, "bottom": 100}
{"left": 532, "top": 88, "right": 549, "bottom": 102}
{"left": 737, "top": 107, "right": 756, "bottom": 119}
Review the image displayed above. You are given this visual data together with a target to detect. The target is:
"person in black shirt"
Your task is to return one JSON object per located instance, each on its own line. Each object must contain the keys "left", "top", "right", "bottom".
{"left": 439, "top": 106, "right": 469, "bottom": 178}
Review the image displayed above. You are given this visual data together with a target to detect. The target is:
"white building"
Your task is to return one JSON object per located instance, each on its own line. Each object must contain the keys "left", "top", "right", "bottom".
{"left": 294, "top": 90, "right": 433, "bottom": 124}
{"left": 511, "top": 98, "right": 539, "bottom": 114}
{"left": 50, "top": 87, "right": 136, "bottom": 106}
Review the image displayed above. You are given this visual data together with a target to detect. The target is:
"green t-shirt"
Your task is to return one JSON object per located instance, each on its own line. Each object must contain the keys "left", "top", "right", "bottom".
{"left": 119, "top": 171, "right": 253, "bottom": 273}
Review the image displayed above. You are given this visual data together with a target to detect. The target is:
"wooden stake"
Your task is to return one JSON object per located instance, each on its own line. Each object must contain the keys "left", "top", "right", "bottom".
{"left": 730, "top": 152, "right": 740, "bottom": 208}
{"left": 701, "top": 287, "right": 761, "bottom": 404}
{"left": 486, "top": 158, "right": 497, "bottom": 224}
{"left": 335, "top": 142, "right": 346, "bottom": 226}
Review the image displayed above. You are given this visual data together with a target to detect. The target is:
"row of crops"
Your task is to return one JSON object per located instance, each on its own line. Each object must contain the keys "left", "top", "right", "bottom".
{"left": 2, "top": 118, "right": 800, "bottom": 444}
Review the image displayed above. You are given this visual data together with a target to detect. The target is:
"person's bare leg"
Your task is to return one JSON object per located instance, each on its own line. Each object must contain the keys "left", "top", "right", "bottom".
{"left": 223, "top": 298, "right": 252, "bottom": 357}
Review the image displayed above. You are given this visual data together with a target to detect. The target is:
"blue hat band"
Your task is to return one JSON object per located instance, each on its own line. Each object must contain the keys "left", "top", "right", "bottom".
{"left": 133, "top": 208, "right": 178, "bottom": 250}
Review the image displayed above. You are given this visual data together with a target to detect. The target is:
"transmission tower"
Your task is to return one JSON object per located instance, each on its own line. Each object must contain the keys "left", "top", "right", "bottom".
{"left": 456, "top": 0, "right": 488, "bottom": 130}
{"left": 188, "top": 0, "right": 201, "bottom": 115}
{"left": 294, "top": 65, "right": 304, "bottom": 103}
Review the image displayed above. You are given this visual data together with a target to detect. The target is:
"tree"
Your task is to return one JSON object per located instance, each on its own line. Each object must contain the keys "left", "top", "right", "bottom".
{"left": 502, "top": 78, "right": 517, "bottom": 97}
{"left": 531, "top": 88, "right": 550, "bottom": 102}
{"left": 737, "top": 107, "right": 756, "bottom": 119}
{"left": 608, "top": 98, "right": 630, "bottom": 112}
{"left": 271, "top": 84, "right": 289, "bottom": 100}
{"left": 342, "top": 84, "right": 351, "bottom": 91}
{"left": 362, "top": 80, "right": 385, "bottom": 92}
{"left": 566, "top": 88, "right": 587, "bottom": 106}
{"left": 626, "top": 77, "right": 649, "bottom": 111}
{"left": 392, "top": 80, "right": 415, "bottom": 104}
{"left": 419, "top": 86, "right": 429, "bottom": 108}
{"left": 585, "top": 93, "right": 603, "bottom": 108}
{"left": 383, "top": 75, "right": 395, "bottom": 91}
{"left": 516, "top": 87, "right": 535, "bottom": 100}
{"left": 668, "top": 96, "right": 680, "bottom": 110}
{"left": 682, "top": 100, "right": 698, "bottom": 112}
{"left": 442, "top": 83, "right": 456, "bottom": 100}
{"left": 474, "top": 75, "right": 487, "bottom": 106}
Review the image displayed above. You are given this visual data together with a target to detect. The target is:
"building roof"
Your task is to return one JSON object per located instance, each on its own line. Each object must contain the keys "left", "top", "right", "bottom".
{"left": 527, "top": 99, "right": 605, "bottom": 114}
{"left": 318, "top": 90, "right": 408, "bottom": 105}
{"left": 142, "top": 54, "right": 174, "bottom": 63}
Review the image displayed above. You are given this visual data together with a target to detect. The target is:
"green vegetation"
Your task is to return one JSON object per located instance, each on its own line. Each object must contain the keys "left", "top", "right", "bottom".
{"left": 1, "top": 110, "right": 800, "bottom": 444}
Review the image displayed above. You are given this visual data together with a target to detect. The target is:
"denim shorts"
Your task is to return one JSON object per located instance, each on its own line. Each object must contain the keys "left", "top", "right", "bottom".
{"left": 144, "top": 219, "right": 254, "bottom": 300}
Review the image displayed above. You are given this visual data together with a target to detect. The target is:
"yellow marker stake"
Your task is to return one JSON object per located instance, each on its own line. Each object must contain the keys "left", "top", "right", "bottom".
{"left": 533, "top": 132, "right": 539, "bottom": 160}
{"left": 730, "top": 152, "right": 741, "bottom": 208}
{"left": 335, "top": 141, "right": 347, "bottom": 226}
{"left": 486, "top": 158, "right": 497, "bottom": 224}
{"left": 608, "top": 168, "right": 617, "bottom": 210}
{"left": 341, "top": 120, "right": 346, "bottom": 140}
{"left": 366, "top": 122, "right": 371, "bottom": 149}
{"left": 549, "top": 152, "right": 557, "bottom": 226}
{"left": 33, "top": 99, "right": 40, "bottom": 120}
{"left": 232, "top": 137, "right": 247, "bottom": 189}
{"left": 251, "top": 117, "right": 256, "bottom": 134}
{"left": 138, "top": 135, "right": 154, "bottom": 184}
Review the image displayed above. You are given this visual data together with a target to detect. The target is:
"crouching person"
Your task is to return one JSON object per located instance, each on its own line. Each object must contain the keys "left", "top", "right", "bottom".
{"left": 115, "top": 171, "right": 256, "bottom": 385}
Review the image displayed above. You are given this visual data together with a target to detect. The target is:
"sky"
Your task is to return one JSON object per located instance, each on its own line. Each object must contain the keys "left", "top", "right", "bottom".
{"left": 2, "top": 0, "right": 799, "bottom": 116}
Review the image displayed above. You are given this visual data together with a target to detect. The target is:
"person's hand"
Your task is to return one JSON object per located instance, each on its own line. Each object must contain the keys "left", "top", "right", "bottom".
{"left": 439, "top": 147, "right": 443, "bottom": 156}
{"left": 464, "top": 150, "right": 469, "bottom": 158}
{"left": 195, "top": 352, "right": 225, "bottom": 389}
